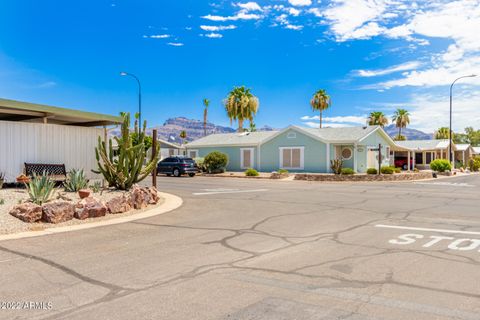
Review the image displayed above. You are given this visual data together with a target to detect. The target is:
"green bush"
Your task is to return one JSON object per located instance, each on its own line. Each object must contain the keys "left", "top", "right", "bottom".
{"left": 394, "top": 167, "right": 401, "bottom": 173}
{"left": 245, "top": 168, "right": 259, "bottom": 176}
{"left": 469, "top": 157, "right": 480, "bottom": 172}
{"left": 341, "top": 168, "right": 355, "bottom": 175}
{"left": 380, "top": 166, "right": 394, "bottom": 174}
{"left": 90, "top": 181, "right": 102, "bottom": 193}
{"left": 204, "top": 151, "right": 229, "bottom": 173}
{"left": 26, "top": 173, "right": 55, "bottom": 205}
{"left": 366, "top": 168, "right": 377, "bottom": 175}
{"left": 430, "top": 159, "right": 452, "bottom": 172}
{"left": 278, "top": 169, "right": 289, "bottom": 174}
{"left": 193, "top": 157, "right": 207, "bottom": 172}
{"left": 64, "top": 169, "right": 88, "bottom": 192}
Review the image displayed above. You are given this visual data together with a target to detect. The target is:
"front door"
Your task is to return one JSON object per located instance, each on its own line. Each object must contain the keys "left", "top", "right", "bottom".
{"left": 367, "top": 149, "right": 379, "bottom": 170}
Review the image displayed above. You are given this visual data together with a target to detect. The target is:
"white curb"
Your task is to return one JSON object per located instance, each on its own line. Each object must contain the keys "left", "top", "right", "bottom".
{"left": 0, "top": 192, "right": 183, "bottom": 242}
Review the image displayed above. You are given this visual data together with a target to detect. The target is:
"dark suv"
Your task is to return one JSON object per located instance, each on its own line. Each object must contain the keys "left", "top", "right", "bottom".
{"left": 157, "top": 156, "right": 197, "bottom": 177}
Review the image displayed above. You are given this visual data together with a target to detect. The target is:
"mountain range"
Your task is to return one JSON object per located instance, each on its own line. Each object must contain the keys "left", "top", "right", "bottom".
{"left": 112, "top": 117, "right": 433, "bottom": 144}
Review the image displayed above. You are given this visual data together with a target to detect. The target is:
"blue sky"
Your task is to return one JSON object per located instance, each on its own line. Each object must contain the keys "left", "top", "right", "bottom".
{"left": 0, "top": 0, "right": 479, "bottom": 132}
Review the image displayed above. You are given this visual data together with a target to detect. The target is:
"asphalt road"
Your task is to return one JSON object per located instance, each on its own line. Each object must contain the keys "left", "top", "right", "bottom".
{"left": 1, "top": 174, "right": 480, "bottom": 320}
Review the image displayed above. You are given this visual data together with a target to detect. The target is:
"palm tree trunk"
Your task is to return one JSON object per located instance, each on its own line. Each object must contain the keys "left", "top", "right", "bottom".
{"left": 319, "top": 111, "right": 323, "bottom": 129}
{"left": 203, "top": 109, "right": 207, "bottom": 137}
{"left": 398, "top": 127, "right": 402, "bottom": 138}
{"left": 238, "top": 119, "right": 244, "bottom": 132}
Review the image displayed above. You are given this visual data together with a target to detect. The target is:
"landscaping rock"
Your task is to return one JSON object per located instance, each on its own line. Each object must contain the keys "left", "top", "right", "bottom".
{"left": 147, "top": 186, "right": 159, "bottom": 204}
{"left": 75, "top": 197, "right": 107, "bottom": 219}
{"left": 9, "top": 203, "right": 43, "bottom": 223}
{"left": 42, "top": 201, "right": 75, "bottom": 224}
{"left": 106, "top": 194, "right": 132, "bottom": 214}
{"left": 130, "top": 186, "right": 151, "bottom": 209}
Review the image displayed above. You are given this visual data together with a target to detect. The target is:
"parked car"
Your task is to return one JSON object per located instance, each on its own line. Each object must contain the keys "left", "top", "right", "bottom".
{"left": 394, "top": 157, "right": 414, "bottom": 170}
{"left": 157, "top": 156, "right": 197, "bottom": 177}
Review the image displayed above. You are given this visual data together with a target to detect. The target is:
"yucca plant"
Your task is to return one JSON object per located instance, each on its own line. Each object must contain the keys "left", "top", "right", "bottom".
{"left": 26, "top": 172, "right": 55, "bottom": 205}
{"left": 64, "top": 169, "right": 88, "bottom": 192}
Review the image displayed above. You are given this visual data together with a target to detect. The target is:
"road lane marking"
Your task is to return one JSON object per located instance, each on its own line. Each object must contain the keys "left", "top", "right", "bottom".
{"left": 193, "top": 189, "right": 269, "bottom": 196}
{"left": 375, "top": 224, "right": 480, "bottom": 236}
{"left": 413, "top": 182, "right": 475, "bottom": 187}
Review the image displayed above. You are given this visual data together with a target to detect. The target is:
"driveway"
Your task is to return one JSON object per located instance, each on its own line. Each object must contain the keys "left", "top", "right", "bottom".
{"left": 1, "top": 175, "right": 480, "bottom": 320}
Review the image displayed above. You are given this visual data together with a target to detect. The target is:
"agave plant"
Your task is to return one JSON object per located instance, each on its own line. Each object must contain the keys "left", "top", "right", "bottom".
{"left": 26, "top": 172, "right": 55, "bottom": 205}
{"left": 64, "top": 169, "right": 88, "bottom": 192}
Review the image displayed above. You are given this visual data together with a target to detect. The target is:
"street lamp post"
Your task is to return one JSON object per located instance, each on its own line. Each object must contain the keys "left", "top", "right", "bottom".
{"left": 120, "top": 72, "right": 142, "bottom": 129}
{"left": 449, "top": 74, "right": 477, "bottom": 165}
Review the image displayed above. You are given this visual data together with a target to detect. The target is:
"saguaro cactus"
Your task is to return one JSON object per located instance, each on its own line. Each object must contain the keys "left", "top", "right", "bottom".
{"left": 94, "top": 113, "right": 159, "bottom": 190}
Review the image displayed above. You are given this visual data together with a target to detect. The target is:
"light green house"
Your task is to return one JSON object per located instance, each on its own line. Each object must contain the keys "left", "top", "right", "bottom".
{"left": 186, "top": 125, "right": 405, "bottom": 173}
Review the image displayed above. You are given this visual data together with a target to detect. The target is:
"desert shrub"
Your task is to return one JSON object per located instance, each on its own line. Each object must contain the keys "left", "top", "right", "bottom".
{"left": 204, "top": 151, "right": 228, "bottom": 173}
{"left": 341, "top": 168, "right": 355, "bottom": 175}
{"left": 278, "top": 169, "right": 289, "bottom": 174}
{"left": 414, "top": 167, "right": 419, "bottom": 173}
{"left": 194, "top": 157, "right": 207, "bottom": 172}
{"left": 469, "top": 157, "right": 480, "bottom": 172}
{"left": 380, "top": 166, "right": 394, "bottom": 174}
{"left": 245, "top": 168, "right": 259, "bottom": 176}
{"left": 0, "top": 199, "right": 4, "bottom": 205}
{"left": 394, "top": 167, "right": 401, "bottom": 173}
{"left": 64, "top": 169, "right": 88, "bottom": 192}
{"left": 330, "top": 159, "right": 343, "bottom": 175}
{"left": 366, "top": 168, "right": 377, "bottom": 174}
{"left": 26, "top": 172, "right": 55, "bottom": 205}
{"left": 90, "top": 181, "right": 102, "bottom": 193}
{"left": 430, "top": 159, "right": 452, "bottom": 172}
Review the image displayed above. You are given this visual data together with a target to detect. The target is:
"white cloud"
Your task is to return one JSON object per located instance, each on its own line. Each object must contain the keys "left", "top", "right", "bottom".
{"left": 307, "top": 7, "right": 321, "bottom": 17}
{"left": 355, "top": 61, "right": 421, "bottom": 77}
{"left": 301, "top": 115, "right": 367, "bottom": 125}
{"left": 144, "top": 34, "right": 170, "bottom": 39}
{"left": 235, "top": 2, "right": 262, "bottom": 11}
{"left": 167, "top": 42, "right": 184, "bottom": 47}
{"left": 403, "top": 90, "right": 480, "bottom": 132}
{"left": 285, "top": 24, "right": 304, "bottom": 30}
{"left": 202, "top": 11, "right": 262, "bottom": 21}
{"left": 288, "top": 8, "right": 301, "bottom": 16}
{"left": 36, "top": 81, "right": 57, "bottom": 88}
{"left": 288, "top": 0, "right": 312, "bottom": 6}
{"left": 303, "top": 121, "right": 356, "bottom": 128}
{"left": 200, "top": 25, "right": 237, "bottom": 31}
{"left": 204, "top": 33, "right": 223, "bottom": 38}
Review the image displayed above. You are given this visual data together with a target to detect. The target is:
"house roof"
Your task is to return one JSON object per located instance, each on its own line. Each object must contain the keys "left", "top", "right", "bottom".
{"left": 188, "top": 125, "right": 387, "bottom": 147}
{"left": 0, "top": 98, "right": 122, "bottom": 127}
{"left": 394, "top": 139, "right": 451, "bottom": 151}
{"left": 187, "top": 131, "right": 277, "bottom": 147}
{"left": 472, "top": 147, "right": 480, "bottom": 154}
{"left": 455, "top": 144, "right": 471, "bottom": 151}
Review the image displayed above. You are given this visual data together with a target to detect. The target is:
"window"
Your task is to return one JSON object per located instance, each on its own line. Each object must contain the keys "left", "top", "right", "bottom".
{"left": 426, "top": 152, "right": 432, "bottom": 164}
{"left": 279, "top": 147, "right": 304, "bottom": 169}
{"left": 415, "top": 152, "right": 423, "bottom": 164}
{"left": 287, "top": 132, "right": 296, "bottom": 139}
{"left": 168, "top": 148, "right": 175, "bottom": 156}
{"left": 341, "top": 147, "right": 353, "bottom": 160}
{"left": 241, "top": 148, "right": 254, "bottom": 169}
{"left": 188, "top": 150, "right": 198, "bottom": 158}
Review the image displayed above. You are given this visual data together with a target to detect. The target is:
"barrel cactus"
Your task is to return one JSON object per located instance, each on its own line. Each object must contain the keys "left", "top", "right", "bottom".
{"left": 94, "top": 113, "right": 159, "bottom": 190}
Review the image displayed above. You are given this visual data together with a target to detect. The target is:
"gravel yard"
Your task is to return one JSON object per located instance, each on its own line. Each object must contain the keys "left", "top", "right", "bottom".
{"left": 0, "top": 187, "right": 163, "bottom": 235}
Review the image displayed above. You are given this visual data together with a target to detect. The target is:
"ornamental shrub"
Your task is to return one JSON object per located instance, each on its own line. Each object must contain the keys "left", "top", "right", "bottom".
{"left": 245, "top": 168, "right": 259, "bottom": 176}
{"left": 366, "top": 168, "right": 377, "bottom": 175}
{"left": 380, "top": 166, "right": 394, "bottom": 174}
{"left": 278, "top": 169, "right": 289, "bottom": 174}
{"left": 341, "top": 168, "right": 355, "bottom": 175}
{"left": 204, "top": 151, "right": 228, "bottom": 173}
{"left": 469, "top": 157, "right": 480, "bottom": 172}
{"left": 394, "top": 167, "right": 401, "bottom": 173}
{"left": 430, "top": 159, "right": 452, "bottom": 172}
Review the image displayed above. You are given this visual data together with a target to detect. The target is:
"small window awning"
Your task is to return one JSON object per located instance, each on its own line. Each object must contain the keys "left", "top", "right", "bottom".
{"left": 0, "top": 98, "right": 122, "bottom": 127}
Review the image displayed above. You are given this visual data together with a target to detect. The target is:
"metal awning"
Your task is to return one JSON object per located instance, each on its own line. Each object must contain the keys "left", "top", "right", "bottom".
{"left": 0, "top": 98, "right": 122, "bottom": 127}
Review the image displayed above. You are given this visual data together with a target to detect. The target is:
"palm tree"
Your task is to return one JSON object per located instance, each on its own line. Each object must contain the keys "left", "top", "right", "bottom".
{"left": 392, "top": 108, "right": 410, "bottom": 139}
{"left": 179, "top": 130, "right": 187, "bottom": 145}
{"left": 224, "top": 86, "right": 259, "bottom": 132}
{"left": 249, "top": 121, "right": 257, "bottom": 132}
{"left": 367, "top": 111, "right": 389, "bottom": 127}
{"left": 435, "top": 127, "right": 450, "bottom": 139}
{"left": 310, "top": 89, "right": 331, "bottom": 128}
{"left": 203, "top": 98, "right": 210, "bottom": 137}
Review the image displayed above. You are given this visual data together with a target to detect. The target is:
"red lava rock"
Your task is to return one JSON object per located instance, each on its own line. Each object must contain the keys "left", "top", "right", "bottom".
{"left": 9, "top": 203, "right": 43, "bottom": 223}
{"left": 106, "top": 194, "right": 132, "bottom": 214}
{"left": 75, "top": 197, "right": 107, "bottom": 219}
{"left": 130, "top": 186, "right": 151, "bottom": 209}
{"left": 42, "top": 202, "right": 75, "bottom": 224}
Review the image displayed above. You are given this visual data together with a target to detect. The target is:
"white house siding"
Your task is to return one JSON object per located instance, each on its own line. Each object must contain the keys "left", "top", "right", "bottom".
{"left": 0, "top": 121, "right": 103, "bottom": 182}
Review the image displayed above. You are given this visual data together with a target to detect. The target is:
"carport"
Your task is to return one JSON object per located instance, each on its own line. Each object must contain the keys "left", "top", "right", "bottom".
{"left": 394, "top": 139, "right": 454, "bottom": 170}
{"left": 389, "top": 144, "right": 415, "bottom": 171}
